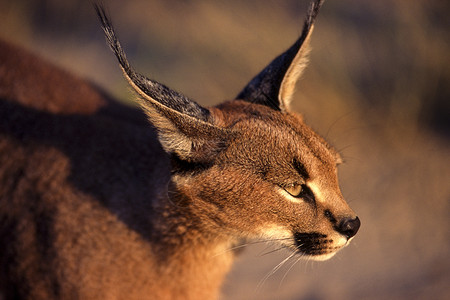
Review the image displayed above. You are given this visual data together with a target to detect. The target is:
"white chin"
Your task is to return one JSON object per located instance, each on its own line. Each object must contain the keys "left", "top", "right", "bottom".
{"left": 309, "top": 252, "right": 338, "bottom": 261}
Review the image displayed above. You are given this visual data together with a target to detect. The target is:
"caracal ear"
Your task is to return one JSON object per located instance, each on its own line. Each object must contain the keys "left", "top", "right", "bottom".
{"left": 96, "top": 5, "right": 228, "bottom": 162}
{"left": 236, "top": 0, "right": 323, "bottom": 112}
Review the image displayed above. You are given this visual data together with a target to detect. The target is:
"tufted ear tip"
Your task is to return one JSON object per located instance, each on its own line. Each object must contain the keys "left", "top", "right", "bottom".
{"left": 236, "top": 0, "right": 324, "bottom": 112}
{"left": 97, "top": 4, "right": 229, "bottom": 162}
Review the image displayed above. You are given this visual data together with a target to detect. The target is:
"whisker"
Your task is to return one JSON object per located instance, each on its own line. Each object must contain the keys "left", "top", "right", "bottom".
{"left": 324, "top": 110, "right": 355, "bottom": 140}
{"left": 211, "top": 237, "right": 292, "bottom": 258}
{"left": 255, "top": 238, "right": 292, "bottom": 257}
{"left": 211, "top": 243, "right": 252, "bottom": 258}
{"left": 279, "top": 255, "right": 303, "bottom": 288}
{"left": 259, "top": 245, "right": 289, "bottom": 257}
{"left": 255, "top": 251, "right": 296, "bottom": 292}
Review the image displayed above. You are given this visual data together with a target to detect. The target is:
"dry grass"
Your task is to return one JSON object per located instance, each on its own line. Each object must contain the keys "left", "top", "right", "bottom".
{"left": 0, "top": 0, "right": 449, "bottom": 299}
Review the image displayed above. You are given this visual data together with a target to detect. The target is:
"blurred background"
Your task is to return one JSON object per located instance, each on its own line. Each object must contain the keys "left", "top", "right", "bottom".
{"left": 0, "top": 0, "right": 448, "bottom": 299}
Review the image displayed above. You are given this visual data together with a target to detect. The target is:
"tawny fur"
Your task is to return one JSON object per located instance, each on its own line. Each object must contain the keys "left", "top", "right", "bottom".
{"left": 0, "top": 1, "right": 360, "bottom": 299}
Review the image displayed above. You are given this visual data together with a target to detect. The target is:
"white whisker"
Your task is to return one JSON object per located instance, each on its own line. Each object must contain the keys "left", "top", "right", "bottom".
{"left": 259, "top": 245, "right": 289, "bottom": 257}
{"left": 211, "top": 237, "right": 292, "bottom": 258}
{"left": 279, "top": 255, "right": 303, "bottom": 287}
{"left": 255, "top": 251, "right": 296, "bottom": 292}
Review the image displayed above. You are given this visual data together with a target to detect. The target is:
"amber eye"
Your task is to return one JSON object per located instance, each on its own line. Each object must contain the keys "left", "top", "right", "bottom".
{"left": 284, "top": 183, "right": 302, "bottom": 197}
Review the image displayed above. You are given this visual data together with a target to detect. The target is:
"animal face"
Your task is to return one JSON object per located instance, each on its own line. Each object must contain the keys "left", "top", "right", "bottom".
{"left": 170, "top": 101, "right": 359, "bottom": 260}
{"left": 96, "top": 0, "right": 359, "bottom": 261}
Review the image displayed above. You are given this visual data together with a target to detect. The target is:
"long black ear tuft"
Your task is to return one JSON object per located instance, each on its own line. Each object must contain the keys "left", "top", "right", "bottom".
{"left": 236, "top": 0, "right": 324, "bottom": 112}
{"left": 95, "top": 4, "right": 229, "bottom": 162}
{"left": 95, "top": 4, "right": 210, "bottom": 122}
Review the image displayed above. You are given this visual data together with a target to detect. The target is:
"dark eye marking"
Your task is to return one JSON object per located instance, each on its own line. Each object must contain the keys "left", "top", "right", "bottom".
{"left": 282, "top": 183, "right": 315, "bottom": 206}
{"left": 293, "top": 158, "right": 309, "bottom": 180}
{"left": 298, "top": 184, "right": 315, "bottom": 205}
{"left": 324, "top": 209, "right": 337, "bottom": 224}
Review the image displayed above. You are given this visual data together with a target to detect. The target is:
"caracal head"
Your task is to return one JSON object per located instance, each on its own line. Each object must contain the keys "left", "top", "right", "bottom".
{"left": 179, "top": 100, "right": 359, "bottom": 260}
{"left": 97, "top": 0, "right": 359, "bottom": 260}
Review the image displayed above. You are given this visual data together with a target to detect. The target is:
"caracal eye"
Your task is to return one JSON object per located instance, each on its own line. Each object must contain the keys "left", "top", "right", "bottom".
{"left": 284, "top": 183, "right": 302, "bottom": 197}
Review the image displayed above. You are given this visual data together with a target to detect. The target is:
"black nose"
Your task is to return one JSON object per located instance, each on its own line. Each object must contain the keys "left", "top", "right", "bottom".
{"left": 337, "top": 217, "right": 360, "bottom": 239}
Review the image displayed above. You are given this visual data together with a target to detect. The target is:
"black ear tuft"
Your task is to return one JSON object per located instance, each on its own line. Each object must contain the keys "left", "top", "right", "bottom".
{"left": 95, "top": 4, "right": 211, "bottom": 122}
{"left": 236, "top": 0, "right": 324, "bottom": 112}
{"left": 96, "top": 4, "right": 229, "bottom": 161}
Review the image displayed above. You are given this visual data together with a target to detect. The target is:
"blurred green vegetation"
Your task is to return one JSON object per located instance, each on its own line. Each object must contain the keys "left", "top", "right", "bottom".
{"left": 1, "top": 1, "right": 449, "bottom": 299}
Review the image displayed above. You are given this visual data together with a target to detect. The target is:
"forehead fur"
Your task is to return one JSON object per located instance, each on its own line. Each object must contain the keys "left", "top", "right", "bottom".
{"left": 211, "top": 100, "right": 340, "bottom": 177}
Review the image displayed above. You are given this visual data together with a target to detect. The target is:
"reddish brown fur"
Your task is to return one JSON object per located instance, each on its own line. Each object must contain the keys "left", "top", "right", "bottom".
{"left": 0, "top": 40, "right": 105, "bottom": 115}
{"left": 0, "top": 1, "right": 359, "bottom": 298}
{"left": 0, "top": 39, "right": 233, "bottom": 299}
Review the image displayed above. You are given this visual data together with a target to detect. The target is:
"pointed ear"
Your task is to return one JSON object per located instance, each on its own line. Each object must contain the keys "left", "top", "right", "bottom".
{"left": 236, "top": 0, "right": 323, "bottom": 112}
{"left": 96, "top": 5, "right": 228, "bottom": 162}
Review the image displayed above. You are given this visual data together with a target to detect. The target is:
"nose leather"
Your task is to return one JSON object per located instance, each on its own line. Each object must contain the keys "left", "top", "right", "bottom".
{"left": 337, "top": 216, "right": 360, "bottom": 239}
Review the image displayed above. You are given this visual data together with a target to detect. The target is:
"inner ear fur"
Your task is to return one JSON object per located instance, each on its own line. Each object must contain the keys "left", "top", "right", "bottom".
{"left": 130, "top": 77, "right": 230, "bottom": 162}
{"left": 97, "top": 5, "right": 230, "bottom": 162}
